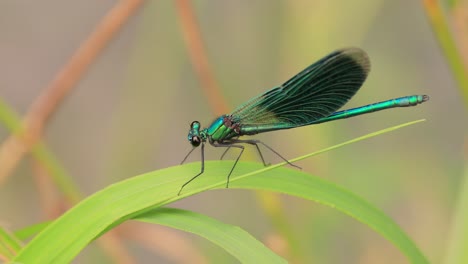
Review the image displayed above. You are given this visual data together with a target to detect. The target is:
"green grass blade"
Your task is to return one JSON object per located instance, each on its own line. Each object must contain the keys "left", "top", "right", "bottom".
{"left": 443, "top": 153, "right": 468, "bottom": 264}
{"left": 230, "top": 165, "right": 429, "bottom": 264}
{"left": 0, "top": 241, "right": 13, "bottom": 260}
{"left": 12, "top": 120, "right": 427, "bottom": 263}
{"left": 135, "top": 208, "right": 286, "bottom": 263}
{"left": 14, "top": 222, "right": 51, "bottom": 241}
{"left": 0, "top": 226, "right": 23, "bottom": 259}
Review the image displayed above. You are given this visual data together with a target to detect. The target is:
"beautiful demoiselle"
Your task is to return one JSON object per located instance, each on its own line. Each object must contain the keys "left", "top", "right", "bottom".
{"left": 180, "top": 47, "right": 428, "bottom": 195}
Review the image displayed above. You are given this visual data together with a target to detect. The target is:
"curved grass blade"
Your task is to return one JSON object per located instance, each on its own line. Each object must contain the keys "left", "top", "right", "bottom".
{"left": 0, "top": 227, "right": 22, "bottom": 260}
{"left": 230, "top": 165, "right": 429, "bottom": 264}
{"left": 135, "top": 208, "right": 286, "bottom": 263}
{"left": 12, "top": 210, "right": 286, "bottom": 263}
{"left": 12, "top": 120, "right": 426, "bottom": 263}
{"left": 14, "top": 222, "right": 51, "bottom": 241}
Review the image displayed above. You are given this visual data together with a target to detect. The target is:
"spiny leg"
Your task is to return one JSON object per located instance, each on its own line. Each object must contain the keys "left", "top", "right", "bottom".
{"left": 219, "top": 137, "right": 238, "bottom": 160}
{"left": 178, "top": 143, "right": 205, "bottom": 195}
{"left": 212, "top": 142, "right": 244, "bottom": 188}
{"left": 249, "top": 141, "right": 268, "bottom": 166}
{"left": 219, "top": 146, "right": 232, "bottom": 160}
{"left": 220, "top": 137, "right": 268, "bottom": 166}
{"left": 229, "top": 139, "right": 301, "bottom": 169}
{"left": 180, "top": 147, "right": 196, "bottom": 165}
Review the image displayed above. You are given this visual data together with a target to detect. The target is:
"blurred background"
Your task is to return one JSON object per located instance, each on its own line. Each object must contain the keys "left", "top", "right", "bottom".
{"left": 0, "top": 1, "right": 466, "bottom": 263}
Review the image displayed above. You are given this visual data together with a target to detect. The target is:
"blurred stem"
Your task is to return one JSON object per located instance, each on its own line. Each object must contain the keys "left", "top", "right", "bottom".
{"left": 174, "top": 1, "right": 302, "bottom": 262}
{"left": 175, "top": 0, "right": 229, "bottom": 115}
{"left": 0, "top": 227, "right": 22, "bottom": 259}
{"left": 258, "top": 191, "right": 304, "bottom": 262}
{"left": 0, "top": 1, "right": 145, "bottom": 262}
{"left": 119, "top": 222, "right": 208, "bottom": 263}
{"left": 0, "top": 99, "right": 82, "bottom": 203}
{"left": 0, "top": 96, "right": 136, "bottom": 263}
{"left": 446, "top": 0, "right": 457, "bottom": 8}
{"left": 443, "top": 139, "right": 468, "bottom": 264}
{"left": 422, "top": 0, "right": 468, "bottom": 107}
{"left": 0, "top": 0, "right": 145, "bottom": 183}
{"left": 31, "top": 158, "right": 64, "bottom": 218}
{"left": 423, "top": 1, "right": 468, "bottom": 263}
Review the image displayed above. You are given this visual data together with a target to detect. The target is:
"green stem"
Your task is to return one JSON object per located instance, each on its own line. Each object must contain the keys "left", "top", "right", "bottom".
{"left": 0, "top": 99, "right": 82, "bottom": 203}
{"left": 443, "top": 139, "right": 468, "bottom": 264}
{"left": 0, "top": 226, "right": 22, "bottom": 259}
{"left": 422, "top": 0, "right": 468, "bottom": 107}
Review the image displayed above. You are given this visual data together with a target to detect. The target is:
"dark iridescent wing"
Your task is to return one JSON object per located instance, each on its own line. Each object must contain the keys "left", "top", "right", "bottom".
{"left": 229, "top": 48, "right": 370, "bottom": 129}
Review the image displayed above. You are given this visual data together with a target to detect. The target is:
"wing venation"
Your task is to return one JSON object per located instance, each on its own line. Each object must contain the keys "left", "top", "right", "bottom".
{"left": 229, "top": 48, "right": 370, "bottom": 128}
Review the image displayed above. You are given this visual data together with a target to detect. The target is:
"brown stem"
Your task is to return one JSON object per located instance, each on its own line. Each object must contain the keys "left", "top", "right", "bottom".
{"left": 119, "top": 222, "right": 208, "bottom": 264}
{"left": 0, "top": 0, "right": 145, "bottom": 182}
{"left": 175, "top": 0, "right": 230, "bottom": 115}
{"left": 0, "top": 0, "right": 145, "bottom": 262}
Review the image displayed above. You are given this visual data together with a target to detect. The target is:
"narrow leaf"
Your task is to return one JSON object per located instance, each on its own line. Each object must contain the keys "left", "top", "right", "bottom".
{"left": 12, "top": 121, "right": 427, "bottom": 263}
{"left": 135, "top": 208, "right": 286, "bottom": 263}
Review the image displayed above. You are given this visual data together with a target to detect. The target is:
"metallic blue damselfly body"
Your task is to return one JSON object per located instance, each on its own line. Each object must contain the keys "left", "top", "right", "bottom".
{"left": 180, "top": 48, "right": 428, "bottom": 195}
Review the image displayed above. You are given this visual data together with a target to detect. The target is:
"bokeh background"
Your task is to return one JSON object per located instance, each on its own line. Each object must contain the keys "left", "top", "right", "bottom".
{"left": 0, "top": 1, "right": 466, "bottom": 263}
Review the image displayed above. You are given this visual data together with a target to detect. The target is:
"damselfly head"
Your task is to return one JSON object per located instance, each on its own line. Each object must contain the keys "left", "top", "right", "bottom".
{"left": 188, "top": 121, "right": 202, "bottom": 147}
